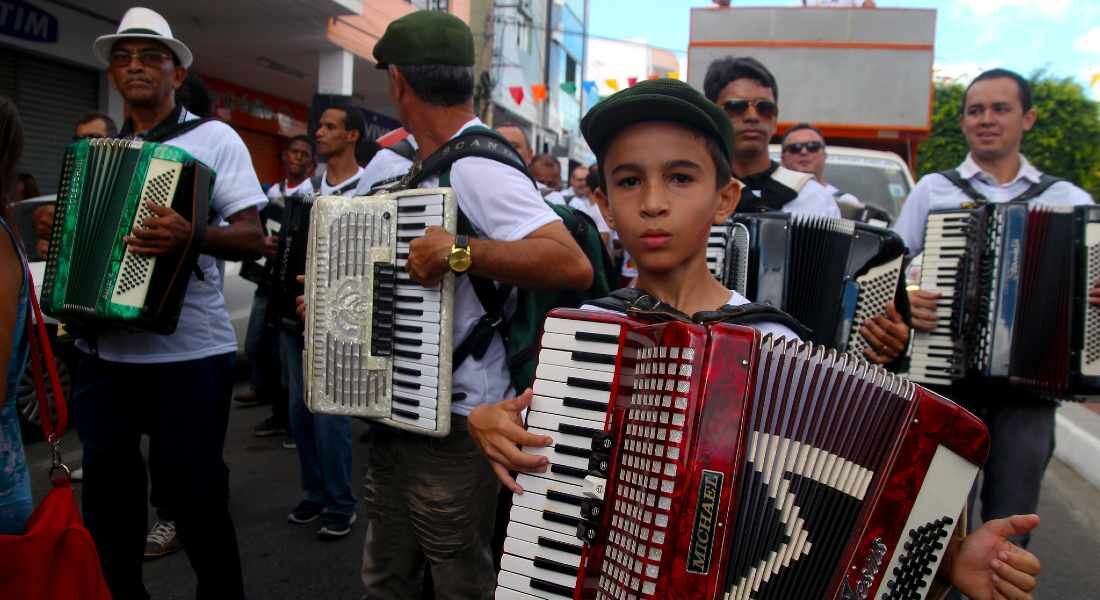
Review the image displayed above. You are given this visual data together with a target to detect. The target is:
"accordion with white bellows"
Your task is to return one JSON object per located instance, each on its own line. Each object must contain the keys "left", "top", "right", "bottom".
{"left": 304, "top": 188, "right": 457, "bottom": 437}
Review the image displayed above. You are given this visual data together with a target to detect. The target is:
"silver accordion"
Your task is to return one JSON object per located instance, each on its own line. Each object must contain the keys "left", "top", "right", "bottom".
{"left": 304, "top": 188, "right": 457, "bottom": 437}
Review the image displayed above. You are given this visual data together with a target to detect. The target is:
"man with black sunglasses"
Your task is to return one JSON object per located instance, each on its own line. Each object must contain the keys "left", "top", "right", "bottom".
{"left": 702, "top": 56, "right": 840, "bottom": 217}
{"left": 779, "top": 122, "right": 860, "bottom": 209}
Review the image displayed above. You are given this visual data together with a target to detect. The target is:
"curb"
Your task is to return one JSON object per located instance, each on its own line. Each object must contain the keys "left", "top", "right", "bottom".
{"left": 1055, "top": 403, "right": 1100, "bottom": 491}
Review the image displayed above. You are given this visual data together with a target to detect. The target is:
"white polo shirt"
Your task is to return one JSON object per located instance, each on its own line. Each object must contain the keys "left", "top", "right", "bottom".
{"left": 88, "top": 109, "right": 268, "bottom": 363}
{"left": 319, "top": 166, "right": 365, "bottom": 196}
{"left": 893, "top": 154, "right": 1094, "bottom": 256}
{"left": 266, "top": 178, "right": 313, "bottom": 200}
{"left": 356, "top": 136, "right": 418, "bottom": 195}
{"left": 567, "top": 196, "right": 611, "bottom": 234}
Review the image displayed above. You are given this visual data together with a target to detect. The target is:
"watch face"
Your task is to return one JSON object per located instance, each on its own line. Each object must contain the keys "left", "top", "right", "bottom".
{"left": 449, "top": 248, "right": 472, "bottom": 272}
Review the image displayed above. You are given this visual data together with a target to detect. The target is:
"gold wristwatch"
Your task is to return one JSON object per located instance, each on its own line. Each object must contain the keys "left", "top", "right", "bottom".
{"left": 448, "top": 234, "right": 472, "bottom": 273}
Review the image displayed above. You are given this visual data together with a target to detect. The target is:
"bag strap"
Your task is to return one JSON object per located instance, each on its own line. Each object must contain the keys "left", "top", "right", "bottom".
{"left": 1011, "top": 174, "right": 1065, "bottom": 203}
{"left": 20, "top": 256, "right": 71, "bottom": 480}
{"left": 937, "top": 169, "right": 987, "bottom": 203}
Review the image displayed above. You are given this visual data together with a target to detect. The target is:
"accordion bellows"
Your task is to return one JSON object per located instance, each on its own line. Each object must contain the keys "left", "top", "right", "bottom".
{"left": 41, "top": 138, "right": 212, "bottom": 334}
{"left": 710, "top": 214, "right": 907, "bottom": 354}
{"left": 304, "top": 188, "right": 457, "bottom": 436}
{"left": 495, "top": 309, "right": 989, "bottom": 600}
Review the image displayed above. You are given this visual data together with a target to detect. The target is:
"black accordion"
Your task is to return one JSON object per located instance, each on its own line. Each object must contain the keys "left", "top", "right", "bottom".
{"left": 271, "top": 194, "right": 313, "bottom": 327}
{"left": 495, "top": 309, "right": 989, "bottom": 600}
{"left": 908, "top": 203, "right": 1100, "bottom": 397}
{"left": 239, "top": 197, "right": 284, "bottom": 288}
{"left": 711, "top": 213, "right": 908, "bottom": 353}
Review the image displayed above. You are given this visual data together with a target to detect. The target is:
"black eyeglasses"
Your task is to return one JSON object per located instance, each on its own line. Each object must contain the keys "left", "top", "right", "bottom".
{"left": 109, "top": 49, "right": 172, "bottom": 68}
{"left": 783, "top": 141, "right": 824, "bottom": 154}
{"left": 722, "top": 98, "right": 778, "bottom": 120}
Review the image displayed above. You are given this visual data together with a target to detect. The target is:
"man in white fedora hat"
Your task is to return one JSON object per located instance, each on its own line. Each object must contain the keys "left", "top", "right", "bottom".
{"left": 65, "top": 7, "right": 267, "bottom": 600}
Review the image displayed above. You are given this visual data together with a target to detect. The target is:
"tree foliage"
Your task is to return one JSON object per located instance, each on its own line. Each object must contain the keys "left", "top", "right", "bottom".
{"left": 916, "top": 73, "right": 1100, "bottom": 200}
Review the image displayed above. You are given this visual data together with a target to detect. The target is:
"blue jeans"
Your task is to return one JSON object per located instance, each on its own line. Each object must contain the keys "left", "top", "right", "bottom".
{"left": 280, "top": 330, "right": 356, "bottom": 516}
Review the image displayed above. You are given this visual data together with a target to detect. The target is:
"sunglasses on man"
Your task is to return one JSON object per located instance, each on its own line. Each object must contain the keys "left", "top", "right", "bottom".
{"left": 783, "top": 141, "right": 825, "bottom": 154}
{"left": 722, "top": 98, "right": 778, "bottom": 120}
{"left": 109, "top": 49, "right": 173, "bottom": 68}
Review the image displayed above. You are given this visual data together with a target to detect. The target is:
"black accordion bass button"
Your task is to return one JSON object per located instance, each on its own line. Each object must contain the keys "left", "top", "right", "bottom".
{"left": 588, "top": 454, "right": 610, "bottom": 477}
{"left": 591, "top": 432, "right": 613, "bottom": 453}
{"left": 576, "top": 522, "right": 598, "bottom": 544}
{"left": 580, "top": 499, "right": 603, "bottom": 521}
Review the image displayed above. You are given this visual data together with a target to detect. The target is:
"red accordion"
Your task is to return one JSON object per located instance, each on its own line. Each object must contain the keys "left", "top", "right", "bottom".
{"left": 496, "top": 309, "right": 989, "bottom": 600}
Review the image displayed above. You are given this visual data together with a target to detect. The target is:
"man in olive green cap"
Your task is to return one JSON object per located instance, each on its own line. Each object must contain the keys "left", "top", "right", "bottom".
{"left": 359, "top": 10, "right": 593, "bottom": 599}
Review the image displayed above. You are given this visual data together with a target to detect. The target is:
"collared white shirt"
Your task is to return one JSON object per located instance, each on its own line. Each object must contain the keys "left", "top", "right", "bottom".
{"left": 893, "top": 154, "right": 1094, "bottom": 256}
{"left": 87, "top": 108, "right": 268, "bottom": 363}
{"left": 416, "top": 117, "right": 562, "bottom": 416}
{"left": 782, "top": 178, "right": 843, "bottom": 217}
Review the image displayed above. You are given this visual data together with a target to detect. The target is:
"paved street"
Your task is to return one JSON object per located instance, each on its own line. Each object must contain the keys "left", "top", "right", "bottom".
{"left": 25, "top": 384, "right": 1100, "bottom": 600}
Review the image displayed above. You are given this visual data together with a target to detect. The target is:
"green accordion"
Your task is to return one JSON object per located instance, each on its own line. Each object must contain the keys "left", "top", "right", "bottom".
{"left": 41, "top": 139, "right": 214, "bottom": 334}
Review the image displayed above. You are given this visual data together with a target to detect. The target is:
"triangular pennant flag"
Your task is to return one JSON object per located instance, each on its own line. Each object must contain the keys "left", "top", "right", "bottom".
{"left": 583, "top": 80, "right": 599, "bottom": 96}
{"left": 627, "top": 77, "right": 638, "bottom": 87}
{"left": 605, "top": 78, "right": 620, "bottom": 92}
{"left": 1092, "top": 72, "right": 1100, "bottom": 88}
{"left": 531, "top": 83, "right": 548, "bottom": 102}
{"left": 667, "top": 71, "right": 680, "bottom": 80}
{"left": 508, "top": 86, "right": 524, "bottom": 105}
{"left": 561, "top": 81, "right": 577, "bottom": 95}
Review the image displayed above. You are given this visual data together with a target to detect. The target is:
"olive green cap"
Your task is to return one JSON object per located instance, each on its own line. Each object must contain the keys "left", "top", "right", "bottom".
{"left": 581, "top": 78, "right": 734, "bottom": 163}
{"left": 373, "top": 11, "right": 474, "bottom": 69}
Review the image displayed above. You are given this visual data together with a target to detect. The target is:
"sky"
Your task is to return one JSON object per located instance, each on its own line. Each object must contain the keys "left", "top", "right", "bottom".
{"left": 587, "top": 0, "right": 1100, "bottom": 98}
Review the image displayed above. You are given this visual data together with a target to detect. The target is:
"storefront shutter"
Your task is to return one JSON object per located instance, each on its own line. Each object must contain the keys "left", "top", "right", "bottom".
{"left": 9, "top": 49, "right": 99, "bottom": 195}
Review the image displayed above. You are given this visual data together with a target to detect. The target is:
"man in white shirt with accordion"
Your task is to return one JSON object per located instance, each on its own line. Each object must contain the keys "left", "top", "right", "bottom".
{"left": 42, "top": 7, "right": 268, "bottom": 600}
{"left": 896, "top": 68, "right": 1100, "bottom": 550}
{"left": 352, "top": 11, "right": 593, "bottom": 600}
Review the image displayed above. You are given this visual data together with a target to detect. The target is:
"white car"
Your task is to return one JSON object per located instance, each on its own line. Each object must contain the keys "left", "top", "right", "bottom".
{"left": 770, "top": 145, "right": 915, "bottom": 224}
{"left": 11, "top": 195, "right": 256, "bottom": 439}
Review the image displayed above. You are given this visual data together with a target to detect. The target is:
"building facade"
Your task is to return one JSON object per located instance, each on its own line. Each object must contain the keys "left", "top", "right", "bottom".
{"left": 0, "top": 0, "right": 469, "bottom": 192}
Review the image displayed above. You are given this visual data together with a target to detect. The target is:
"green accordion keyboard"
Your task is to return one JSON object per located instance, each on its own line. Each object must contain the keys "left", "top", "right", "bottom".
{"left": 41, "top": 138, "right": 214, "bottom": 334}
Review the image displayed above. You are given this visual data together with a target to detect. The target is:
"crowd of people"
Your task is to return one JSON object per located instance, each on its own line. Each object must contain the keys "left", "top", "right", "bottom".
{"left": 0, "top": 5, "right": 1094, "bottom": 600}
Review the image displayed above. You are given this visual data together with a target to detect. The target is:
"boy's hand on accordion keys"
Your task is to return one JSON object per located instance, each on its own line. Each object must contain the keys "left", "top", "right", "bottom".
{"left": 909, "top": 289, "right": 941, "bottom": 332}
{"left": 468, "top": 389, "right": 554, "bottom": 494}
{"left": 860, "top": 302, "right": 909, "bottom": 364}
{"left": 947, "top": 514, "right": 1041, "bottom": 600}
{"left": 1089, "top": 280, "right": 1100, "bottom": 307}
{"left": 124, "top": 201, "right": 192, "bottom": 256}
{"left": 407, "top": 226, "right": 455, "bottom": 287}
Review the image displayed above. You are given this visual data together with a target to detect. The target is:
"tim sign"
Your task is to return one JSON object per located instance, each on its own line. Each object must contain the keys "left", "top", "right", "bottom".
{"left": 0, "top": 0, "right": 58, "bottom": 44}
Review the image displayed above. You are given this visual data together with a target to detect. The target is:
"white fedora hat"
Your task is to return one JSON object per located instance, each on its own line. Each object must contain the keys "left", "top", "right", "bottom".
{"left": 93, "top": 7, "right": 193, "bottom": 69}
